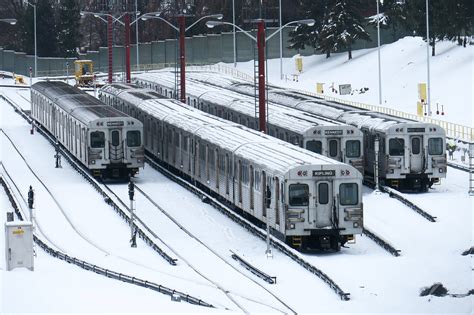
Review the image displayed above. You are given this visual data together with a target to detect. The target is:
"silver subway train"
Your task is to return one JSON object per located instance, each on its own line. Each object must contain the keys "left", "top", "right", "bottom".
{"left": 148, "top": 71, "right": 447, "bottom": 192}
{"left": 31, "top": 81, "right": 144, "bottom": 179}
{"left": 133, "top": 73, "right": 365, "bottom": 175}
{"left": 99, "top": 84, "right": 364, "bottom": 251}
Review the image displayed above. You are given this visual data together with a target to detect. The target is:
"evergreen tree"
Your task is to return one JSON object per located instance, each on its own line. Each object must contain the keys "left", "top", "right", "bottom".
{"left": 288, "top": 0, "right": 327, "bottom": 52}
{"left": 36, "top": 0, "right": 58, "bottom": 57}
{"left": 325, "top": 0, "right": 371, "bottom": 60}
{"left": 57, "top": 0, "right": 81, "bottom": 57}
{"left": 317, "top": 0, "right": 337, "bottom": 58}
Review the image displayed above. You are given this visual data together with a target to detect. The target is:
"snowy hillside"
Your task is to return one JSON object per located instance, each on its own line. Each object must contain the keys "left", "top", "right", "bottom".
{"left": 232, "top": 37, "right": 473, "bottom": 128}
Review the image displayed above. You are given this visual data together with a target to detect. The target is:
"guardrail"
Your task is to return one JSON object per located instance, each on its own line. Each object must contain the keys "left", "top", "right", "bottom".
{"left": 198, "top": 64, "right": 473, "bottom": 142}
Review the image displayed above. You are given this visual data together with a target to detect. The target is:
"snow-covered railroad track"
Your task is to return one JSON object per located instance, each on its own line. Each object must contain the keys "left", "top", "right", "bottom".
{"left": 145, "top": 155, "right": 352, "bottom": 301}
{"left": 0, "top": 173, "right": 214, "bottom": 309}
{"left": 380, "top": 186, "right": 437, "bottom": 222}
{"left": 447, "top": 162, "right": 471, "bottom": 173}
{"left": 104, "top": 181, "right": 297, "bottom": 313}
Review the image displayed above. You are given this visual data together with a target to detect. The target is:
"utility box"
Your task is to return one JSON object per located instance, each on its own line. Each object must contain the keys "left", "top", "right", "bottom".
{"left": 417, "top": 101, "right": 424, "bottom": 116}
{"left": 316, "top": 83, "right": 324, "bottom": 94}
{"left": 418, "top": 83, "right": 427, "bottom": 103}
{"left": 339, "top": 84, "right": 352, "bottom": 95}
{"left": 5, "top": 221, "right": 34, "bottom": 271}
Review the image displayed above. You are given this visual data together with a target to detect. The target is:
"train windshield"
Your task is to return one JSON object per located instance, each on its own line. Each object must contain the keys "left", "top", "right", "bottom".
{"left": 90, "top": 131, "right": 105, "bottom": 148}
{"left": 389, "top": 138, "right": 405, "bottom": 156}
{"left": 428, "top": 138, "right": 443, "bottom": 155}
{"left": 289, "top": 184, "right": 309, "bottom": 206}
{"left": 339, "top": 183, "right": 358, "bottom": 205}
{"left": 345, "top": 140, "right": 361, "bottom": 158}
{"left": 127, "top": 131, "right": 141, "bottom": 147}
{"left": 306, "top": 140, "right": 322, "bottom": 154}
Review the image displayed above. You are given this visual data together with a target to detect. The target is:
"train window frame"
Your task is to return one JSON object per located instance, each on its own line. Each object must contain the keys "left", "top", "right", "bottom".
{"left": 90, "top": 131, "right": 105, "bottom": 148}
{"left": 306, "top": 140, "right": 323, "bottom": 154}
{"left": 339, "top": 183, "right": 358, "bottom": 206}
{"left": 411, "top": 137, "right": 421, "bottom": 154}
{"left": 126, "top": 130, "right": 141, "bottom": 147}
{"left": 288, "top": 184, "right": 309, "bottom": 207}
{"left": 428, "top": 138, "right": 443, "bottom": 155}
{"left": 318, "top": 183, "right": 329, "bottom": 205}
{"left": 329, "top": 140, "right": 338, "bottom": 157}
{"left": 111, "top": 130, "right": 120, "bottom": 146}
{"left": 345, "top": 140, "right": 361, "bottom": 158}
{"left": 389, "top": 138, "right": 405, "bottom": 156}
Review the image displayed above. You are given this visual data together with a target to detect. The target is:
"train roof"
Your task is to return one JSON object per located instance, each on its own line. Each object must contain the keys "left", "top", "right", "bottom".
{"left": 156, "top": 70, "right": 441, "bottom": 134}
{"left": 101, "top": 85, "right": 355, "bottom": 174}
{"left": 134, "top": 73, "right": 360, "bottom": 135}
{"left": 32, "top": 81, "right": 133, "bottom": 124}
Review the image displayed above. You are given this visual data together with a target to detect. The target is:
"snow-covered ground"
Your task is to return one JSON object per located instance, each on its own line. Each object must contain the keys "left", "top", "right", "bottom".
{"left": 1, "top": 36, "right": 473, "bottom": 313}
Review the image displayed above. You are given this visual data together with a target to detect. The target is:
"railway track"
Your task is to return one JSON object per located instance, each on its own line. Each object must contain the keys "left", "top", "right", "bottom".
{"left": 0, "top": 169, "right": 213, "bottom": 308}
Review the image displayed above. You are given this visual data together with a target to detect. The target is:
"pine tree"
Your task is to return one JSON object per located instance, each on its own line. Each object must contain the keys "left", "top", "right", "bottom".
{"left": 57, "top": 0, "right": 81, "bottom": 57}
{"left": 288, "top": 0, "right": 327, "bottom": 52}
{"left": 318, "top": 0, "right": 337, "bottom": 58}
{"left": 36, "top": 0, "right": 59, "bottom": 57}
{"left": 326, "top": 0, "right": 371, "bottom": 60}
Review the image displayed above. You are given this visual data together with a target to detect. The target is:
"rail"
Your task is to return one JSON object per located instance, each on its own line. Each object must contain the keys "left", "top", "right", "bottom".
{"left": 362, "top": 228, "right": 401, "bottom": 257}
{"left": 0, "top": 175, "right": 212, "bottom": 308}
{"left": 196, "top": 64, "right": 473, "bottom": 142}
{"left": 230, "top": 250, "right": 276, "bottom": 284}
{"left": 381, "top": 186, "right": 437, "bottom": 222}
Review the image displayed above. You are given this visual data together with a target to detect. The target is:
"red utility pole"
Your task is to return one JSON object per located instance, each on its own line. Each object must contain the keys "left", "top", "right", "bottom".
{"left": 257, "top": 19, "right": 266, "bottom": 133}
{"left": 107, "top": 14, "right": 113, "bottom": 83}
{"left": 124, "top": 13, "right": 131, "bottom": 83}
{"left": 178, "top": 15, "right": 186, "bottom": 103}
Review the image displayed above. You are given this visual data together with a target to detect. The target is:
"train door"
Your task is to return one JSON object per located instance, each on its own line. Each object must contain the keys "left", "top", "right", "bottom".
{"left": 328, "top": 139, "right": 341, "bottom": 161}
{"left": 109, "top": 129, "right": 124, "bottom": 163}
{"left": 410, "top": 136, "right": 423, "bottom": 173}
{"left": 314, "top": 181, "right": 332, "bottom": 228}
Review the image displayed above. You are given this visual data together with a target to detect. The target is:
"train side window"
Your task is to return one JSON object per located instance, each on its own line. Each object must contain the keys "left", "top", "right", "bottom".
{"left": 389, "top": 138, "right": 405, "bottom": 156}
{"left": 90, "top": 131, "right": 105, "bottom": 148}
{"left": 428, "top": 138, "right": 443, "bottom": 155}
{"left": 339, "top": 183, "right": 358, "bottom": 205}
{"left": 127, "top": 131, "right": 141, "bottom": 147}
{"left": 346, "top": 140, "right": 361, "bottom": 158}
{"left": 318, "top": 183, "right": 329, "bottom": 204}
{"left": 289, "top": 184, "right": 309, "bottom": 206}
{"left": 306, "top": 140, "right": 322, "bottom": 154}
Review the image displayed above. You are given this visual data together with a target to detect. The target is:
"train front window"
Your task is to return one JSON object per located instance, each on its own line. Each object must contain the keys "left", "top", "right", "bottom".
{"left": 90, "top": 131, "right": 105, "bottom": 148}
{"left": 329, "top": 140, "right": 338, "bottom": 157}
{"left": 111, "top": 130, "right": 120, "bottom": 146}
{"left": 289, "top": 184, "right": 309, "bottom": 206}
{"left": 127, "top": 130, "right": 141, "bottom": 147}
{"left": 411, "top": 137, "right": 421, "bottom": 154}
{"left": 346, "top": 140, "right": 360, "bottom": 158}
{"left": 339, "top": 183, "right": 358, "bottom": 205}
{"left": 306, "top": 140, "right": 322, "bottom": 154}
{"left": 428, "top": 138, "right": 443, "bottom": 155}
{"left": 389, "top": 138, "right": 405, "bottom": 156}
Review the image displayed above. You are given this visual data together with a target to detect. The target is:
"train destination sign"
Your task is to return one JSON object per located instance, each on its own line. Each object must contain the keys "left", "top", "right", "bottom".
{"left": 324, "top": 130, "right": 343, "bottom": 136}
{"left": 107, "top": 121, "right": 125, "bottom": 127}
{"left": 407, "top": 128, "right": 425, "bottom": 133}
{"left": 313, "top": 170, "right": 335, "bottom": 177}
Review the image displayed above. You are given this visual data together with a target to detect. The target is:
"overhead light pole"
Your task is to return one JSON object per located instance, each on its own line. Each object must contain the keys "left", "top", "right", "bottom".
{"left": 142, "top": 13, "right": 223, "bottom": 103}
{"left": 206, "top": 18, "right": 315, "bottom": 133}
{"left": 232, "top": 0, "right": 236, "bottom": 67}
{"left": 425, "top": 0, "right": 431, "bottom": 116}
{"left": 23, "top": 1, "right": 37, "bottom": 77}
{"left": 0, "top": 18, "right": 17, "bottom": 24}
{"left": 135, "top": 0, "right": 139, "bottom": 71}
{"left": 376, "top": 0, "right": 382, "bottom": 105}
{"left": 279, "top": 0, "right": 283, "bottom": 80}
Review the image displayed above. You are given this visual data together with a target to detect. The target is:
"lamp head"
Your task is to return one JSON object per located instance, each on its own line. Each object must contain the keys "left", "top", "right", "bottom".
{"left": 93, "top": 14, "right": 100, "bottom": 18}
{"left": 213, "top": 14, "right": 224, "bottom": 20}
{"left": 10, "top": 20, "right": 17, "bottom": 25}
{"left": 300, "top": 19, "right": 315, "bottom": 27}
{"left": 206, "top": 20, "right": 223, "bottom": 28}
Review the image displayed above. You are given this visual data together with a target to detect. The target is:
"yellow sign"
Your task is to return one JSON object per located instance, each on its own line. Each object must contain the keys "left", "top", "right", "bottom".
{"left": 316, "top": 83, "right": 324, "bottom": 94}
{"left": 295, "top": 57, "right": 303, "bottom": 73}
{"left": 12, "top": 229, "right": 24, "bottom": 235}
{"left": 418, "top": 83, "right": 427, "bottom": 102}
{"left": 417, "top": 102, "right": 424, "bottom": 117}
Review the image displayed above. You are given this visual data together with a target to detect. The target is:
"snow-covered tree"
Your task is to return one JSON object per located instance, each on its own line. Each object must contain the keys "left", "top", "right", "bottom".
{"left": 288, "top": 0, "right": 327, "bottom": 52}
{"left": 57, "top": 0, "right": 81, "bottom": 57}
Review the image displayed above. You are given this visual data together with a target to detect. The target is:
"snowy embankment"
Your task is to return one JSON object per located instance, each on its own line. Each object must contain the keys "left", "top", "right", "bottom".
{"left": 231, "top": 36, "right": 473, "bottom": 128}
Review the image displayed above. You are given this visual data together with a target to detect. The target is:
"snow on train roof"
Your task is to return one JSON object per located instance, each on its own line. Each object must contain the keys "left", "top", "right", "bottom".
{"left": 147, "top": 70, "right": 428, "bottom": 133}
{"left": 103, "top": 84, "right": 346, "bottom": 173}
{"left": 135, "top": 72, "right": 356, "bottom": 135}
{"left": 32, "top": 81, "right": 132, "bottom": 124}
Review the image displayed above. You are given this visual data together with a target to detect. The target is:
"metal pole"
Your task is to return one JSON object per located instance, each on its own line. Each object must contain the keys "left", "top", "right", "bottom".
{"left": 257, "top": 20, "right": 266, "bottom": 133}
{"left": 232, "top": 0, "right": 236, "bottom": 67}
{"left": 107, "top": 14, "right": 113, "bottom": 83}
{"left": 125, "top": 13, "right": 131, "bottom": 83}
{"left": 265, "top": 186, "right": 272, "bottom": 257}
{"left": 279, "top": 0, "right": 283, "bottom": 80}
{"left": 425, "top": 0, "right": 431, "bottom": 116}
{"left": 469, "top": 143, "right": 474, "bottom": 196}
{"left": 135, "top": 0, "right": 139, "bottom": 71}
{"left": 128, "top": 180, "right": 137, "bottom": 247}
{"left": 376, "top": 0, "right": 382, "bottom": 105}
{"left": 33, "top": 3, "right": 37, "bottom": 77}
{"left": 374, "top": 136, "right": 380, "bottom": 192}
{"left": 66, "top": 62, "right": 69, "bottom": 84}
{"left": 179, "top": 15, "right": 186, "bottom": 103}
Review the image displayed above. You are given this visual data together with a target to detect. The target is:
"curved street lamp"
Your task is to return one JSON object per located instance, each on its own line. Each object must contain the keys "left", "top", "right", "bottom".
{"left": 0, "top": 19, "right": 17, "bottom": 25}
{"left": 141, "top": 13, "right": 223, "bottom": 103}
{"left": 206, "top": 18, "right": 314, "bottom": 134}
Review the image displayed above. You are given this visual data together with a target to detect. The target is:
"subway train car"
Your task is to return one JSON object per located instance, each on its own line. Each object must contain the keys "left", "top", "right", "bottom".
{"left": 31, "top": 81, "right": 144, "bottom": 178}
{"left": 133, "top": 73, "right": 365, "bottom": 175}
{"left": 158, "top": 70, "right": 447, "bottom": 192}
{"left": 99, "top": 84, "right": 364, "bottom": 251}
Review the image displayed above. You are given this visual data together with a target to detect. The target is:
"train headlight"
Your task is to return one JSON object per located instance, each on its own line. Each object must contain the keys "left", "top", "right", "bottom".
{"left": 290, "top": 223, "right": 295, "bottom": 229}
{"left": 439, "top": 168, "right": 443, "bottom": 173}
{"left": 390, "top": 168, "right": 394, "bottom": 174}
{"left": 91, "top": 160, "right": 95, "bottom": 164}
{"left": 353, "top": 222, "right": 359, "bottom": 228}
